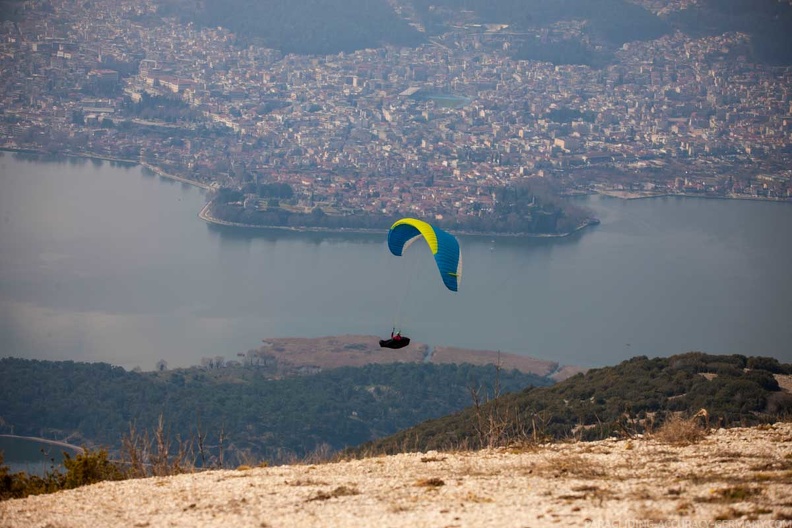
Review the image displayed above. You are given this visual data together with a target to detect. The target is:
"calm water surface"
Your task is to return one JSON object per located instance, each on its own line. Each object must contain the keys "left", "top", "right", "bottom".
{"left": 0, "top": 436, "right": 81, "bottom": 475}
{"left": 1, "top": 152, "right": 790, "bottom": 370}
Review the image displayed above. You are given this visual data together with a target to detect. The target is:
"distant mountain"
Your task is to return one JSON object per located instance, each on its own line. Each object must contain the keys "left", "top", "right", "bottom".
{"left": 413, "top": 0, "right": 669, "bottom": 45}
{"left": 153, "top": 0, "right": 790, "bottom": 66}
{"left": 157, "top": 0, "right": 425, "bottom": 55}
{"left": 350, "top": 352, "right": 792, "bottom": 455}
{"left": 152, "top": 0, "right": 667, "bottom": 58}
{"left": 666, "top": 0, "right": 792, "bottom": 65}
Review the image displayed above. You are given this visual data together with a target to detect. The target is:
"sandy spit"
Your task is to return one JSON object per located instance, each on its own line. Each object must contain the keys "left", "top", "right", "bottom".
{"left": 2, "top": 423, "right": 792, "bottom": 528}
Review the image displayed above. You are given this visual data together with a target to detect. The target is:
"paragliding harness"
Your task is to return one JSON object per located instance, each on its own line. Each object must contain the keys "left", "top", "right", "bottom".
{"left": 379, "top": 328, "right": 410, "bottom": 349}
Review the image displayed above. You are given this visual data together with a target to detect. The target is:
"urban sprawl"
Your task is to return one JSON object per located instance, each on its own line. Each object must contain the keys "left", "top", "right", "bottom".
{"left": 2, "top": 0, "right": 791, "bottom": 225}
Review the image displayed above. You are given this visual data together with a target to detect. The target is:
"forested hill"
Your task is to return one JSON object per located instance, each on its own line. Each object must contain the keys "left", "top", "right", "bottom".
{"left": 413, "top": 0, "right": 669, "bottom": 44}
{"left": 153, "top": 0, "right": 791, "bottom": 65}
{"left": 0, "top": 358, "right": 551, "bottom": 465}
{"left": 156, "top": 0, "right": 424, "bottom": 55}
{"left": 4, "top": 353, "right": 789, "bottom": 467}
{"left": 351, "top": 352, "right": 792, "bottom": 455}
{"left": 667, "top": 0, "right": 792, "bottom": 66}
{"left": 156, "top": 0, "right": 665, "bottom": 56}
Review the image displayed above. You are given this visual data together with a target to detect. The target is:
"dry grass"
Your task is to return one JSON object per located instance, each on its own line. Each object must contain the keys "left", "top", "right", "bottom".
{"left": 286, "top": 478, "right": 329, "bottom": 487}
{"left": 4, "top": 423, "right": 792, "bottom": 526}
{"left": 535, "top": 453, "right": 605, "bottom": 479}
{"left": 306, "top": 485, "right": 360, "bottom": 501}
{"left": 463, "top": 491, "right": 493, "bottom": 503}
{"left": 120, "top": 415, "right": 198, "bottom": 478}
{"left": 696, "top": 485, "right": 763, "bottom": 504}
{"left": 415, "top": 477, "right": 445, "bottom": 487}
{"left": 559, "top": 484, "right": 615, "bottom": 503}
{"left": 653, "top": 413, "right": 708, "bottom": 445}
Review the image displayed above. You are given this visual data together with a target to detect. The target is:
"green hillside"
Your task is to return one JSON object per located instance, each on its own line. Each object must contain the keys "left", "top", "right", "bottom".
{"left": 350, "top": 352, "right": 792, "bottom": 455}
{"left": 0, "top": 358, "right": 551, "bottom": 465}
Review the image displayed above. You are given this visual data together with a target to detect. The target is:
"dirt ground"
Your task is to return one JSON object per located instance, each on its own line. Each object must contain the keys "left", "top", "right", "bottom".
{"left": 3, "top": 423, "right": 791, "bottom": 528}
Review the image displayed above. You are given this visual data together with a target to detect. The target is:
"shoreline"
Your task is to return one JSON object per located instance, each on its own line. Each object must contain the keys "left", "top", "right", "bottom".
{"left": 0, "top": 434, "right": 84, "bottom": 454}
{"left": 138, "top": 161, "right": 212, "bottom": 190}
{"left": 198, "top": 201, "right": 383, "bottom": 235}
{"left": 9, "top": 148, "right": 585, "bottom": 239}
{"left": 6, "top": 149, "right": 787, "bottom": 240}
{"left": 596, "top": 189, "right": 792, "bottom": 203}
{"left": 198, "top": 200, "right": 600, "bottom": 239}
{"left": 1, "top": 148, "right": 212, "bottom": 191}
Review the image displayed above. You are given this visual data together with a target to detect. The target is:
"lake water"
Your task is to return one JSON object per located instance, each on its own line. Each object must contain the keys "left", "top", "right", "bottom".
{"left": 1, "top": 152, "right": 791, "bottom": 371}
{"left": 0, "top": 435, "right": 82, "bottom": 476}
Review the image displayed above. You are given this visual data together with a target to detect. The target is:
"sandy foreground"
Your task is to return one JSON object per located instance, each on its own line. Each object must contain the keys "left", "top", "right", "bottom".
{"left": 2, "top": 423, "right": 791, "bottom": 528}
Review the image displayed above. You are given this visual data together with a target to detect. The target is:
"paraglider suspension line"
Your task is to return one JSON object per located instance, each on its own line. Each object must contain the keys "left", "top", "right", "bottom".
{"left": 392, "top": 250, "right": 422, "bottom": 333}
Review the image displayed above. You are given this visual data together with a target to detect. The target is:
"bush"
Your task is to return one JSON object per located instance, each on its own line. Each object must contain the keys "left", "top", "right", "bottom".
{"left": 743, "top": 370, "right": 780, "bottom": 392}
{"left": 746, "top": 356, "right": 789, "bottom": 374}
{"left": 62, "top": 448, "right": 125, "bottom": 489}
{"left": 713, "top": 364, "right": 743, "bottom": 378}
{"left": 765, "top": 392, "right": 792, "bottom": 416}
{"left": 0, "top": 451, "right": 63, "bottom": 500}
{"left": 653, "top": 413, "right": 707, "bottom": 445}
{"left": 0, "top": 448, "right": 126, "bottom": 501}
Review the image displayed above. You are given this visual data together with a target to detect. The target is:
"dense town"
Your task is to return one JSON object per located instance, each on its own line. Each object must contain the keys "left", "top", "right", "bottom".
{"left": 1, "top": 0, "right": 791, "bottom": 228}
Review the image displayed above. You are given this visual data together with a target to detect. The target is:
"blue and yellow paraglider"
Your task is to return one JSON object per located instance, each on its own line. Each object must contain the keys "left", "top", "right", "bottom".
{"left": 379, "top": 218, "right": 462, "bottom": 349}
{"left": 387, "top": 218, "right": 462, "bottom": 292}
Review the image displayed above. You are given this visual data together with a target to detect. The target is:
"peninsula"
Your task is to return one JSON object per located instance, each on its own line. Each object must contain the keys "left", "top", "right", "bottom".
{"left": 234, "top": 334, "right": 583, "bottom": 381}
{"left": 1, "top": 0, "right": 789, "bottom": 239}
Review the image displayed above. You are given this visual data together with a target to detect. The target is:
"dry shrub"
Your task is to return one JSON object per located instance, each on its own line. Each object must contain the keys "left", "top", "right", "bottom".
{"left": 306, "top": 485, "right": 360, "bottom": 501}
{"left": 536, "top": 453, "right": 605, "bottom": 479}
{"left": 464, "top": 491, "right": 493, "bottom": 503}
{"left": 121, "top": 415, "right": 200, "bottom": 478}
{"left": 235, "top": 448, "right": 268, "bottom": 469}
{"left": 301, "top": 442, "right": 334, "bottom": 465}
{"left": 696, "top": 485, "right": 763, "bottom": 504}
{"left": 654, "top": 413, "right": 707, "bottom": 446}
{"left": 415, "top": 477, "right": 445, "bottom": 487}
{"left": 287, "top": 478, "right": 328, "bottom": 486}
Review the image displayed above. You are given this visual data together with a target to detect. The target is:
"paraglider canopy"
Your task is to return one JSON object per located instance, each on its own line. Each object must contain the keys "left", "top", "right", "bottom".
{"left": 386, "top": 217, "right": 462, "bottom": 292}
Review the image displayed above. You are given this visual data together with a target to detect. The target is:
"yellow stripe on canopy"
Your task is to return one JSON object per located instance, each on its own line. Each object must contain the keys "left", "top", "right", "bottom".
{"left": 390, "top": 218, "right": 439, "bottom": 254}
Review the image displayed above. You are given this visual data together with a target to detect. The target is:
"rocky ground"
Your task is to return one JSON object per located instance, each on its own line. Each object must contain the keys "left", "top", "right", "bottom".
{"left": 2, "top": 423, "right": 791, "bottom": 528}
